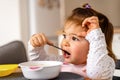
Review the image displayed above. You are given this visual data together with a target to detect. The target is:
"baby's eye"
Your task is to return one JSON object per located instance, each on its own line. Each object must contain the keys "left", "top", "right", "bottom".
{"left": 72, "top": 36, "right": 80, "bottom": 41}
{"left": 62, "top": 34, "right": 66, "bottom": 39}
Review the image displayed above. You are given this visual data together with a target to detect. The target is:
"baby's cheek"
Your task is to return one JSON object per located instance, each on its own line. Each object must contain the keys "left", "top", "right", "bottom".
{"left": 60, "top": 41, "right": 63, "bottom": 47}
{"left": 71, "top": 45, "right": 81, "bottom": 54}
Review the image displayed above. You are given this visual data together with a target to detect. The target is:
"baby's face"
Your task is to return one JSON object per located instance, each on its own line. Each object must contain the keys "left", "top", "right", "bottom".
{"left": 61, "top": 24, "right": 89, "bottom": 65}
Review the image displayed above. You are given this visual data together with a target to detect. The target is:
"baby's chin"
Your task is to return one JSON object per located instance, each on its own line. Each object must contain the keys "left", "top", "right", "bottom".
{"left": 64, "top": 59, "right": 85, "bottom": 65}
{"left": 63, "top": 57, "right": 71, "bottom": 64}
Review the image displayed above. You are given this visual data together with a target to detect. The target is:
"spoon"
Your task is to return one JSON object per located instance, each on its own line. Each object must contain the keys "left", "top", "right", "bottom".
{"left": 48, "top": 44, "right": 70, "bottom": 55}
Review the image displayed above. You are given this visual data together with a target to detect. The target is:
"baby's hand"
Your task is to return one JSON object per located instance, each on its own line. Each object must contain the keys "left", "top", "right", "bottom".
{"left": 30, "top": 33, "right": 53, "bottom": 47}
{"left": 82, "top": 16, "right": 100, "bottom": 34}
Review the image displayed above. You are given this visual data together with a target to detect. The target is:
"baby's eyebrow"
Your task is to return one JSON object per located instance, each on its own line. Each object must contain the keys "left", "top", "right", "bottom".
{"left": 61, "top": 32, "right": 84, "bottom": 38}
{"left": 69, "top": 33, "right": 76, "bottom": 35}
{"left": 69, "top": 33, "right": 85, "bottom": 38}
{"left": 69, "top": 33, "right": 79, "bottom": 36}
{"left": 61, "top": 31, "right": 65, "bottom": 34}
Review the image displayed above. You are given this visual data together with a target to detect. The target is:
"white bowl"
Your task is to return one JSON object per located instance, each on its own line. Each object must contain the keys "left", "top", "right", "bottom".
{"left": 19, "top": 61, "right": 62, "bottom": 79}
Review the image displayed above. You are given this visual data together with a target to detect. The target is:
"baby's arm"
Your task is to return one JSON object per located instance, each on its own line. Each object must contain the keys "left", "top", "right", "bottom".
{"left": 28, "top": 33, "right": 64, "bottom": 61}
{"left": 85, "top": 28, "right": 115, "bottom": 79}
{"left": 82, "top": 16, "right": 115, "bottom": 79}
{"left": 28, "top": 41, "right": 48, "bottom": 61}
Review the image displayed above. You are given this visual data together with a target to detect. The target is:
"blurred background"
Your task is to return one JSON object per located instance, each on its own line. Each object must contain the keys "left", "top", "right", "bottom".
{"left": 0, "top": 0, "right": 120, "bottom": 59}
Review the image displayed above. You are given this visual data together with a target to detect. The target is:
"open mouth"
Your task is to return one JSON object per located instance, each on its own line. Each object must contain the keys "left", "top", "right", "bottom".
{"left": 63, "top": 51, "right": 71, "bottom": 58}
{"left": 63, "top": 50, "right": 70, "bottom": 55}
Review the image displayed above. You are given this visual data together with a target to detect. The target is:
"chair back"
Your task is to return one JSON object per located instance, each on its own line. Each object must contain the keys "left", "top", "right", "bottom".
{"left": 0, "top": 40, "right": 27, "bottom": 64}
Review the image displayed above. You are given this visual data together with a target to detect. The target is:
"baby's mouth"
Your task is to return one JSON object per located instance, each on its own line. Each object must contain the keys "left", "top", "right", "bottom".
{"left": 63, "top": 50, "right": 71, "bottom": 58}
{"left": 63, "top": 50, "right": 70, "bottom": 55}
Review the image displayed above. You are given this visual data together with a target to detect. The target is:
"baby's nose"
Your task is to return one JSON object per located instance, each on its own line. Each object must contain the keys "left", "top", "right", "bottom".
{"left": 62, "top": 40, "right": 70, "bottom": 47}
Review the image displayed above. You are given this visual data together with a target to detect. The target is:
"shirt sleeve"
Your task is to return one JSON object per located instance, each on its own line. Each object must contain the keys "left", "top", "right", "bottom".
{"left": 85, "top": 28, "right": 115, "bottom": 79}
{"left": 28, "top": 41, "right": 64, "bottom": 62}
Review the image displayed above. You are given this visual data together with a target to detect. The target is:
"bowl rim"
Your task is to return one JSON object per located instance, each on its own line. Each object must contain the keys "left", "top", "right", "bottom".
{"left": 19, "top": 61, "right": 63, "bottom": 68}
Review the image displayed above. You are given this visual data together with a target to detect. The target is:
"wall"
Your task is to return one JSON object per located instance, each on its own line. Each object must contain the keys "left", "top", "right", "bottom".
{"left": 29, "top": 0, "right": 60, "bottom": 38}
{"left": 0, "top": 0, "right": 21, "bottom": 46}
{"left": 112, "top": 33, "right": 120, "bottom": 59}
{"left": 19, "top": 0, "right": 29, "bottom": 48}
{"left": 0, "top": 0, "right": 29, "bottom": 49}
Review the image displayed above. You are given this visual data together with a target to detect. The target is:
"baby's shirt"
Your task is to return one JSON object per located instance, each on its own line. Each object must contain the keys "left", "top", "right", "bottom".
{"left": 28, "top": 28, "right": 115, "bottom": 80}
{"left": 85, "top": 28, "right": 115, "bottom": 80}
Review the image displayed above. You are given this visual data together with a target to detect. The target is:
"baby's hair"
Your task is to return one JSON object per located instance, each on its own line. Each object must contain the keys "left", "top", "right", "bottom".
{"left": 83, "top": 3, "right": 91, "bottom": 9}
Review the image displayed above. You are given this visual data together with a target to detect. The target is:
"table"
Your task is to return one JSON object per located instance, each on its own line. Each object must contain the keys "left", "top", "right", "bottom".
{"left": 0, "top": 69, "right": 84, "bottom": 80}
{"left": 0, "top": 72, "right": 27, "bottom": 80}
{"left": 50, "top": 72, "right": 84, "bottom": 80}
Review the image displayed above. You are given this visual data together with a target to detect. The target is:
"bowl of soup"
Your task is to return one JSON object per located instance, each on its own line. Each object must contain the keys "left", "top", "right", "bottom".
{"left": 19, "top": 61, "right": 62, "bottom": 79}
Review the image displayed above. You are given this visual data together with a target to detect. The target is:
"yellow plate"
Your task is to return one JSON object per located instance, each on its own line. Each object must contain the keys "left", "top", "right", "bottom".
{"left": 0, "top": 64, "right": 18, "bottom": 77}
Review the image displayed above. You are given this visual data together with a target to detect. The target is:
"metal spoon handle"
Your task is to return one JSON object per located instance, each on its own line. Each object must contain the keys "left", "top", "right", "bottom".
{"left": 48, "top": 44, "right": 70, "bottom": 55}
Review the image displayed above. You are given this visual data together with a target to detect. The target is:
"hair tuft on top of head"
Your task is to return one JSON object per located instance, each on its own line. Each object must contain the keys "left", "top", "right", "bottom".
{"left": 82, "top": 3, "right": 91, "bottom": 9}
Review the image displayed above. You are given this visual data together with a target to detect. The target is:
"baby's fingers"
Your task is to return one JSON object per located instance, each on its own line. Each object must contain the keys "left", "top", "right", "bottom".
{"left": 30, "top": 33, "right": 45, "bottom": 47}
{"left": 30, "top": 37, "right": 40, "bottom": 47}
{"left": 82, "top": 16, "right": 99, "bottom": 28}
{"left": 82, "top": 18, "right": 90, "bottom": 27}
{"left": 30, "top": 33, "right": 53, "bottom": 47}
{"left": 82, "top": 16, "right": 100, "bottom": 33}
{"left": 31, "top": 35, "right": 45, "bottom": 47}
{"left": 41, "top": 34, "right": 53, "bottom": 45}
{"left": 33, "top": 37, "right": 41, "bottom": 47}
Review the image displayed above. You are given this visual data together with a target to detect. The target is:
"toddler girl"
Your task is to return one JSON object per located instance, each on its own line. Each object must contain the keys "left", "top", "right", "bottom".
{"left": 28, "top": 3, "right": 116, "bottom": 80}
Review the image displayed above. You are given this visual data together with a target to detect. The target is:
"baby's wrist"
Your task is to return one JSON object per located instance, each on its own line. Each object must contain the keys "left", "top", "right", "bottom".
{"left": 87, "top": 27, "right": 100, "bottom": 33}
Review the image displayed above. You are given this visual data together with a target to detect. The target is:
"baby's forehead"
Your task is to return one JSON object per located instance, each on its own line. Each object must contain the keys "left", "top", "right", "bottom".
{"left": 64, "top": 24, "right": 83, "bottom": 33}
{"left": 63, "top": 25, "right": 86, "bottom": 37}
{"left": 64, "top": 21, "right": 82, "bottom": 27}
{"left": 64, "top": 23, "right": 82, "bottom": 31}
